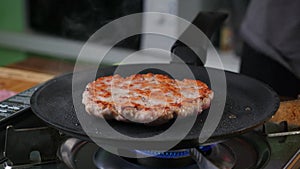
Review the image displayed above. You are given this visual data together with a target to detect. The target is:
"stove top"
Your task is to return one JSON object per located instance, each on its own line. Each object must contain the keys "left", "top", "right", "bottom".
{"left": 65, "top": 131, "right": 269, "bottom": 169}
{"left": 0, "top": 110, "right": 300, "bottom": 169}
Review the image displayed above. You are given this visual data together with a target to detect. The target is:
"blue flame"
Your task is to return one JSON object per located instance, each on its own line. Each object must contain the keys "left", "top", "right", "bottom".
{"left": 134, "top": 145, "right": 213, "bottom": 159}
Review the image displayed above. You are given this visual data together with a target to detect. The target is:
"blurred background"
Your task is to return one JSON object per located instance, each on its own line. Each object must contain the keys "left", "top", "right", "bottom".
{"left": 1, "top": 2, "right": 300, "bottom": 169}
{"left": 0, "top": 0, "right": 248, "bottom": 99}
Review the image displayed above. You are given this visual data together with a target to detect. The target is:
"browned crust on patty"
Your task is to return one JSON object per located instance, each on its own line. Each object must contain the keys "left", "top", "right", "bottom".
{"left": 82, "top": 73, "right": 213, "bottom": 125}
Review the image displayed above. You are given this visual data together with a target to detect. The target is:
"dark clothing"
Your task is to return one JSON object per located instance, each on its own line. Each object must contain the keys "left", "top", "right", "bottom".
{"left": 240, "top": 43, "right": 300, "bottom": 97}
{"left": 240, "top": 0, "right": 300, "bottom": 97}
{"left": 240, "top": 0, "right": 300, "bottom": 79}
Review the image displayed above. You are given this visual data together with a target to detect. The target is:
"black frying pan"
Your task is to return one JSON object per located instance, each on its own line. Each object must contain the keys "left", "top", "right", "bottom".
{"left": 30, "top": 64, "right": 279, "bottom": 150}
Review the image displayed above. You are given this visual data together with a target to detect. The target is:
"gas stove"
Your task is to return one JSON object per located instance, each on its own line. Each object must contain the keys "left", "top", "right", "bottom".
{"left": 0, "top": 109, "right": 300, "bottom": 169}
{"left": 0, "top": 85, "right": 299, "bottom": 169}
{"left": 62, "top": 131, "right": 268, "bottom": 169}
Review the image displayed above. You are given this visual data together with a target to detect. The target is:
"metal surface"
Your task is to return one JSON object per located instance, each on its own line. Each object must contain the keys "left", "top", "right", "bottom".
{"left": 93, "top": 131, "right": 270, "bottom": 169}
{"left": 263, "top": 122, "right": 300, "bottom": 169}
{"left": 189, "top": 148, "right": 221, "bottom": 169}
{"left": 30, "top": 64, "right": 280, "bottom": 149}
{"left": 58, "top": 138, "right": 84, "bottom": 168}
{"left": 268, "top": 130, "right": 300, "bottom": 137}
{"left": 94, "top": 148, "right": 198, "bottom": 169}
{"left": 190, "top": 144, "right": 236, "bottom": 169}
{"left": 0, "top": 110, "right": 297, "bottom": 169}
{"left": 58, "top": 138, "right": 89, "bottom": 169}
{"left": 58, "top": 138, "right": 98, "bottom": 169}
{"left": 3, "top": 125, "right": 62, "bottom": 168}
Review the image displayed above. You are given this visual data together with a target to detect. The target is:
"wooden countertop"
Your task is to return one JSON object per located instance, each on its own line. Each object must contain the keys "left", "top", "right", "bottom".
{"left": 0, "top": 67, "right": 54, "bottom": 93}
{"left": 270, "top": 99, "right": 300, "bottom": 126}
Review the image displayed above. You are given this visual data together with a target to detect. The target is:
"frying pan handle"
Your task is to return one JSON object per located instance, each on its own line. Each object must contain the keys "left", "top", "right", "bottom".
{"left": 171, "top": 12, "right": 228, "bottom": 66}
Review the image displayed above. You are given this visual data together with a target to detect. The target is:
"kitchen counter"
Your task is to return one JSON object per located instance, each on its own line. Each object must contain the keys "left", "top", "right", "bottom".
{"left": 0, "top": 67, "right": 54, "bottom": 101}
{"left": 0, "top": 67, "right": 54, "bottom": 92}
{"left": 0, "top": 56, "right": 77, "bottom": 100}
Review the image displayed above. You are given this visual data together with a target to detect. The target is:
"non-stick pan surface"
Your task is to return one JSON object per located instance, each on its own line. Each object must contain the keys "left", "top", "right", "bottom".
{"left": 30, "top": 64, "right": 279, "bottom": 149}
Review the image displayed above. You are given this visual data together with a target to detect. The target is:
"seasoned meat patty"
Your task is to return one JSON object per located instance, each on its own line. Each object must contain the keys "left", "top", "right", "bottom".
{"left": 82, "top": 73, "right": 213, "bottom": 125}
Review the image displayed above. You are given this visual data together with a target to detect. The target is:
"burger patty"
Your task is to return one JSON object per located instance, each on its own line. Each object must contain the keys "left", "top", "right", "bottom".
{"left": 82, "top": 73, "right": 213, "bottom": 125}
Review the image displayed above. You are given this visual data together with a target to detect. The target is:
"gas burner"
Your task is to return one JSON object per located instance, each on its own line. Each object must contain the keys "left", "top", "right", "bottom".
{"left": 59, "top": 131, "right": 270, "bottom": 169}
{"left": 133, "top": 145, "right": 213, "bottom": 159}
{"left": 125, "top": 144, "right": 234, "bottom": 168}
{"left": 131, "top": 149, "right": 195, "bottom": 168}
